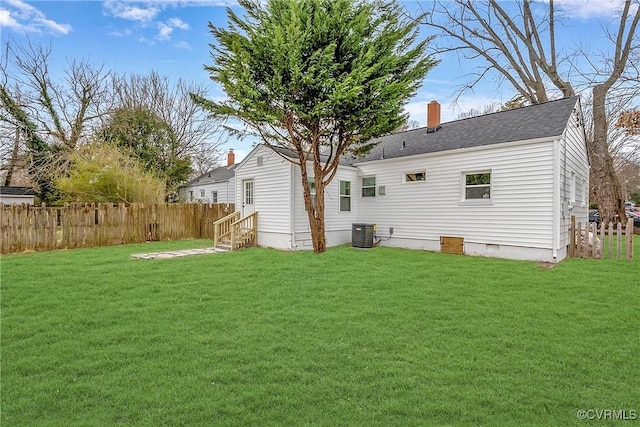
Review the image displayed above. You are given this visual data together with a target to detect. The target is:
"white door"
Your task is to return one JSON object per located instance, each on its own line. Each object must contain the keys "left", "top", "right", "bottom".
{"left": 242, "top": 179, "right": 255, "bottom": 216}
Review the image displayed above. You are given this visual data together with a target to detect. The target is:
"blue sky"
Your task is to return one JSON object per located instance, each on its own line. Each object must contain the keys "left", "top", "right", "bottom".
{"left": 0, "top": 0, "right": 632, "bottom": 162}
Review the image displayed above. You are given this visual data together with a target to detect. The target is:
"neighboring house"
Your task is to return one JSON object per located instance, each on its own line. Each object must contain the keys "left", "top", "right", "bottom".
{"left": 179, "top": 150, "right": 237, "bottom": 204}
{"left": 0, "top": 186, "right": 36, "bottom": 205}
{"left": 233, "top": 96, "right": 589, "bottom": 262}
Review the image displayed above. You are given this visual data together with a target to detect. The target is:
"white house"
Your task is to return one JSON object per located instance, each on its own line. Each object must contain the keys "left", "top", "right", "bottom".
{"left": 0, "top": 186, "right": 36, "bottom": 205}
{"left": 233, "top": 96, "right": 589, "bottom": 262}
{"left": 179, "top": 150, "right": 236, "bottom": 204}
{"left": 234, "top": 145, "right": 360, "bottom": 249}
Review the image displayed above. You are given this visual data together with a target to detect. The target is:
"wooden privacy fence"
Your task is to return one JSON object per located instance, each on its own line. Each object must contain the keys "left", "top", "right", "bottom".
{"left": 569, "top": 216, "right": 634, "bottom": 261}
{"left": 0, "top": 203, "right": 234, "bottom": 254}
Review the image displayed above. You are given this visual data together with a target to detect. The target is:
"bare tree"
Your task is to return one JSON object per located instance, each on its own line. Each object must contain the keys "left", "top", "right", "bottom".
{"left": 458, "top": 104, "right": 498, "bottom": 120}
{"left": 0, "top": 39, "right": 113, "bottom": 201}
{"left": 0, "top": 84, "right": 26, "bottom": 186}
{"left": 419, "top": 0, "right": 640, "bottom": 222}
{"left": 457, "top": 95, "right": 527, "bottom": 119}
{"left": 111, "top": 71, "right": 226, "bottom": 176}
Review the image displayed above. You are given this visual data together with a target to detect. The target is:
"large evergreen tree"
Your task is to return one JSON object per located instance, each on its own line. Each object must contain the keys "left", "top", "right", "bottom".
{"left": 193, "top": 0, "right": 436, "bottom": 253}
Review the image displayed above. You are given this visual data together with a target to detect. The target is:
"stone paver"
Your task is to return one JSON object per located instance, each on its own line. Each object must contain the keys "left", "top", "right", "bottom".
{"left": 131, "top": 247, "right": 227, "bottom": 260}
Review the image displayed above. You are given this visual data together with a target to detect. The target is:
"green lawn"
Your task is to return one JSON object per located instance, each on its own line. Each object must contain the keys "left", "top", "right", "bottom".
{"left": 1, "top": 240, "right": 638, "bottom": 426}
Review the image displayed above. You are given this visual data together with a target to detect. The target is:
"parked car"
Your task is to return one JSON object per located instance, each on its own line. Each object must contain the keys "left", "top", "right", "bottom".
{"left": 589, "top": 209, "right": 640, "bottom": 227}
{"left": 626, "top": 210, "right": 640, "bottom": 227}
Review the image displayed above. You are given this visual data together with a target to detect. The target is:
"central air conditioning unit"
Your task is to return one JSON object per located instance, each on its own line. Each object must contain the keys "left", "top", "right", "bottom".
{"left": 352, "top": 223, "right": 375, "bottom": 248}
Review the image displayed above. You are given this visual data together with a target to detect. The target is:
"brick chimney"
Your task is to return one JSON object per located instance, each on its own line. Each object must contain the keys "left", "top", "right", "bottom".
{"left": 227, "top": 149, "right": 235, "bottom": 167}
{"left": 427, "top": 100, "right": 441, "bottom": 129}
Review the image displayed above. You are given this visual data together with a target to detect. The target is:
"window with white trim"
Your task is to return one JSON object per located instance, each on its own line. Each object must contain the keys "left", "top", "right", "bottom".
{"left": 464, "top": 171, "right": 491, "bottom": 200}
{"left": 244, "top": 180, "right": 254, "bottom": 205}
{"left": 212, "top": 191, "right": 218, "bottom": 203}
{"left": 404, "top": 170, "right": 426, "bottom": 183}
{"left": 339, "top": 180, "right": 351, "bottom": 212}
{"left": 362, "top": 177, "right": 376, "bottom": 197}
{"left": 200, "top": 189, "right": 205, "bottom": 198}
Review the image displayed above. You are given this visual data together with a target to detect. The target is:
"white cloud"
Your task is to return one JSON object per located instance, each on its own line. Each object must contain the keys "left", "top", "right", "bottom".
{"left": 157, "top": 22, "right": 173, "bottom": 40}
{"left": 404, "top": 93, "right": 502, "bottom": 126}
{"left": 404, "top": 101, "right": 429, "bottom": 126}
{"left": 145, "top": 0, "right": 237, "bottom": 6}
{"left": 37, "top": 17, "right": 72, "bottom": 34}
{"left": 1, "top": 0, "right": 72, "bottom": 35}
{"left": 104, "top": 1, "right": 160, "bottom": 22}
{"left": 138, "top": 37, "right": 156, "bottom": 46}
{"left": 174, "top": 41, "right": 192, "bottom": 50}
{"left": 0, "top": 9, "right": 23, "bottom": 30}
{"left": 155, "top": 17, "right": 190, "bottom": 41}
{"left": 109, "top": 29, "right": 132, "bottom": 37}
{"left": 552, "top": 0, "right": 629, "bottom": 19}
{"left": 446, "top": 95, "right": 502, "bottom": 120}
{"left": 5, "top": 0, "right": 37, "bottom": 14}
{"left": 104, "top": 1, "right": 192, "bottom": 43}
{"left": 167, "top": 17, "right": 189, "bottom": 30}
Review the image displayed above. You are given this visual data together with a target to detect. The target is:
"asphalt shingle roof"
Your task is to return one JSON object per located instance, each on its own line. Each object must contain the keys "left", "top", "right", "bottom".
{"left": 182, "top": 165, "right": 236, "bottom": 187}
{"left": 0, "top": 186, "right": 36, "bottom": 196}
{"left": 354, "top": 96, "right": 580, "bottom": 163}
{"left": 268, "top": 145, "right": 356, "bottom": 167}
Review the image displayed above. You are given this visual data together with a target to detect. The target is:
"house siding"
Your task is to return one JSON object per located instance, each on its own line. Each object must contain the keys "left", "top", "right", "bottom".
{"left": 179, "top": 179, "right": 235, "bottom": 204}
{"left": 0, "top": 195, "right": 35, "bottom": 205}
{"left": 355, "top": 139, "right": 558, "bottom": 260}
{"left": 235, "top": 145, "right": 292, "bottom": 248}
{"left": 292, "top": 165, "right": 359, "bottom": 248}
{"left": 559, "top": 105, "right": 589, "bottom": 254}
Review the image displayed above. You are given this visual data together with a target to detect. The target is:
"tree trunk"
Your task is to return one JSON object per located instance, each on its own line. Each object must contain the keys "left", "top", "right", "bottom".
{"left": 298, "top": 154, "right": 327, "bottom": 254}
{"left": 591, "top": 85, "right": 626, "bottom": 223}
{"left": 3, "top": 128, "right": 21, "bottom": 186}
{"left": 308, "top": 182, "right": 327, "bottom": 254}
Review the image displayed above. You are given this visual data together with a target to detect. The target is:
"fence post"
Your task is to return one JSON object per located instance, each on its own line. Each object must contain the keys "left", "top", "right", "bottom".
{"left": 627, "top": 217, "right": 634, "bottom": 262}
{"left": 569, "top": 216, "right": 576, "bottom": 258}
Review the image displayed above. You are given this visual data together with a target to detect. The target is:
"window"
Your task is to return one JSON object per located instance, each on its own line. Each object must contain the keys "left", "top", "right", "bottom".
{"left": 582, "top": 178, "right": 588, "bottom": 207}
{"left": 405, "top": 171, "right": 426, "bottom": 182}
{"left": 464, "top": 172, "right": 491, "bottom": 200}
{"left": 306, "top": 177, "right": 317, "bottom": 210}
{"left": 362, "top": 177, "right": 376, "bottom": 197}
{"left": 189, "top": 190, "right": 193, "bottom": 201}
{"left": 570, "top": 172, "right": 576, "bottom": 204}
{"left": 339, "top": 180, "right": 351, "bottom": 212}
{"left": 200, "top": 189, "right": 205, "bottom": 198}
{"left": 212, "top": 191, "right": 218, "bottom": 203}
{"left": 244, "top": 180, "right": 254, "bottom": 205}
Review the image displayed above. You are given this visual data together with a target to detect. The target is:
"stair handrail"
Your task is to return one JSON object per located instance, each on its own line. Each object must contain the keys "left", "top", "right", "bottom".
{"left": 213, "top": 211, "right": 240, "bottom": 247}
{"left": 230, "top": 211, "right": 258, "bottom": 250}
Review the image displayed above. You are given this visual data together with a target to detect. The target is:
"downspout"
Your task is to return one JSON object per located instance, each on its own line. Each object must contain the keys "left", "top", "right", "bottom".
{"left": 290, "top": 162, "right": 296, "bottom": 249}
{"left": 552, "top": 138, "right": 561, "bottom": 259}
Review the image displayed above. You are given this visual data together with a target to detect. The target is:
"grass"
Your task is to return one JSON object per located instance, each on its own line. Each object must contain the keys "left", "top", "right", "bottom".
{"left": 1, "top": 240, "right": 639, "bottom": 426}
